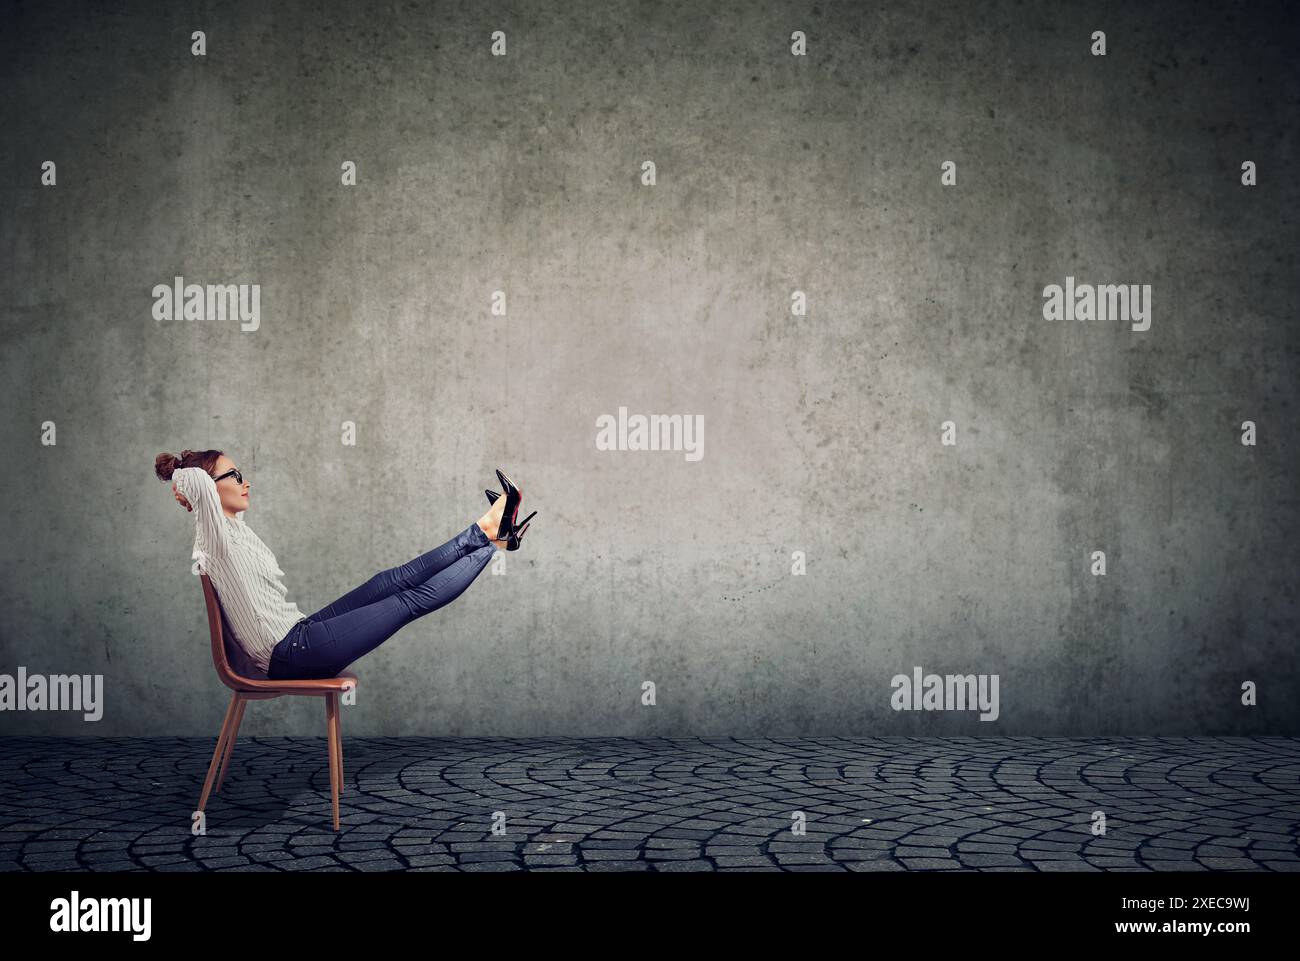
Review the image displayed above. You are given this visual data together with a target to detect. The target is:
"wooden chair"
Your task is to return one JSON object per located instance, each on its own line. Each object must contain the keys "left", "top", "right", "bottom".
{"left": 195, "top": 573, "right": 357, "bottom": 831}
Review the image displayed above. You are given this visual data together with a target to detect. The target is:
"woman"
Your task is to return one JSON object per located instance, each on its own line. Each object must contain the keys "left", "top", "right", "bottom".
{"left": 156, "top": 449, "right": 535, "bottom": 681}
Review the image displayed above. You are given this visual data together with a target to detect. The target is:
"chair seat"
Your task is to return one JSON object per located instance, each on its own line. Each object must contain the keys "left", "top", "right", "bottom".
{"left": 229, "top": 671, "right": 358, "bottom": 695}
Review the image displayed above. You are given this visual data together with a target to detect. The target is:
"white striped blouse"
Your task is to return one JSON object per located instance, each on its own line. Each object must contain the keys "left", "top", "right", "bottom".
{"left": 173, "top": 467, "right": 308, "bottom": 676}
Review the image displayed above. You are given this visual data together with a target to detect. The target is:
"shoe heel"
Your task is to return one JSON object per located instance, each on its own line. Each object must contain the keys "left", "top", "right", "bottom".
{"left": 507, "top": 519, "right": 532, "bottom": 550}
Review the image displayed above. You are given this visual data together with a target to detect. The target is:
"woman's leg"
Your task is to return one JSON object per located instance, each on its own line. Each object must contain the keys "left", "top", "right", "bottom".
{"left": 268, "top": 526, "right": 497, "bottom": 680}
{"left": 304, "top": 523, "right": 491, "bottom": 622}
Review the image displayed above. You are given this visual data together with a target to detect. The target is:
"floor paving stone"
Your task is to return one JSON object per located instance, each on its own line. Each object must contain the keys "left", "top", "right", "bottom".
{"left": 0, "top": 736, "right": 1295, "bottom": 871}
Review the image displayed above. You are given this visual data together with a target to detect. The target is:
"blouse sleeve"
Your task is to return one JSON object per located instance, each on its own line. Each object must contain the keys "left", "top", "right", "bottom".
{"left": 173, "top": 467, "right": 231, "bottom": 573}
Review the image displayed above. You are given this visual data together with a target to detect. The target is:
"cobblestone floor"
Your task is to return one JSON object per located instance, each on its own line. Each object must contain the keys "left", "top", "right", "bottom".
{"left": 1, "top": 736, "right": 1297, "bottom": 872}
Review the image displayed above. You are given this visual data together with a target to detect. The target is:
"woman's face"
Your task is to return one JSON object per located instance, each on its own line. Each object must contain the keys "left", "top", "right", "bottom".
{"left": 210, "top": 454, "right": 251, "bottom": 516}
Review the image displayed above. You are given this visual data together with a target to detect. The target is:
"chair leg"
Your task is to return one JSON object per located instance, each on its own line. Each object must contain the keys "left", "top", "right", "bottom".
{"left": 326, "top": 694, "right": 339, "bottom": 800}
{"left": 215, "top": 696, "right": 247, "bottom": 793}
{"left": 325, "top": 693, "right": 341, "bottom": 832}
{"left": 330, "top": 697, "right": 340, "bottom": 795}
{"left": 326, "top": 696, "right": 339, "bottom": 798}
{"left": 198, "top": 693, "right": 240, "bottom": 813}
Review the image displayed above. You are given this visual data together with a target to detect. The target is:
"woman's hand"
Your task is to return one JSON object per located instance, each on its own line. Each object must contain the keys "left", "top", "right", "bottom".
{"left": 172, "top": 482, "right": 192, "bottom": 512}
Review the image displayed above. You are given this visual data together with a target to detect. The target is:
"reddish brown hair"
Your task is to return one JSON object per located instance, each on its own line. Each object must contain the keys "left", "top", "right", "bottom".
{"left": 153, "top": 448, "right": 224, "bottom": 483}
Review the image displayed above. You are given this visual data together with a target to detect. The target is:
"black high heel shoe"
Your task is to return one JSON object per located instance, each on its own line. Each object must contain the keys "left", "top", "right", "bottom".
{"left": 494, "top": 469, "right": 522, "bottom": 538}
{"left": 498, "top": 510, "right": 536, "bottom": 551}
{"left": 488, "top": 470, "right": 536, "bottom": 551}
{"left": 486, "top": 489, "right": 536, "bottom": 549}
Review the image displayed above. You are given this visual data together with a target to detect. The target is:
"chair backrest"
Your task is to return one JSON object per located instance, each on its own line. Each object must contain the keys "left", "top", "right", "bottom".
{"left": 199, "top": 573, "right": 265, "bottom": 686}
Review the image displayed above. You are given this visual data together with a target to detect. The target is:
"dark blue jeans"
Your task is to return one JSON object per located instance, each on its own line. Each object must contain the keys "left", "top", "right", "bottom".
{"left": 267, "top": 523, "right": 496, "bottom": 680}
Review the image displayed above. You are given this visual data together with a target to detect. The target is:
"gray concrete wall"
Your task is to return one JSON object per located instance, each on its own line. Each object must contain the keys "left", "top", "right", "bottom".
{"left": 2, "top": 0, "right": 1296, "bottom": 737}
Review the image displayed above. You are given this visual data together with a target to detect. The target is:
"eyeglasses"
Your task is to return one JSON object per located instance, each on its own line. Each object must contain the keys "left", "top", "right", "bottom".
{"left": 213, "top": 468, "right": 244, "bottom": 485}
